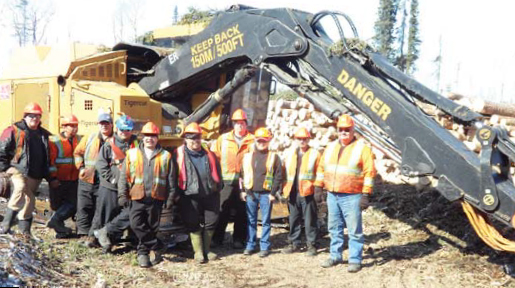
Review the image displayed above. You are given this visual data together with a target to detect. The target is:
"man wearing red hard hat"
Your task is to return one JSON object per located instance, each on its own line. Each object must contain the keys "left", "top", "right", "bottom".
{"left": 0, "top": 102, "right": 56, "bottom": 236}
{"left": 47, "top": 114, "right": 81, "bottom": 238}
{"left": 118, "top": 121, "right": 175, "bottom": 268}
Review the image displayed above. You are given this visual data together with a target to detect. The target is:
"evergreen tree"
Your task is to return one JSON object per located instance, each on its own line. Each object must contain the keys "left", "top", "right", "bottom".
{"left": 405, "top": 0, "right": 420, "bottom": 74}
{"left": 373, "top": 0, "right": 399, "bottom": 62}
{"left": 173, "top": 5, "right": 178, "bottom": 24}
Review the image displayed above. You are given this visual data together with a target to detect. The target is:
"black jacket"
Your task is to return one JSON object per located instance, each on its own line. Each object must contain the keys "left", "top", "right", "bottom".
{"left": 173, "top": 146, "right": 223, "bottom": 198}
{"left": 96, "top": 134, "right": 138, "bottom": 191}
{"left": 0, "top": 120, "right": 51, "bottom": 180}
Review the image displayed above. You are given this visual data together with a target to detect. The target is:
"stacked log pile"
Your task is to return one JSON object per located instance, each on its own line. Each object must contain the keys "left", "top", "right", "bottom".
{"left": 265, "top": 93, "right": 515, "bottom": 185}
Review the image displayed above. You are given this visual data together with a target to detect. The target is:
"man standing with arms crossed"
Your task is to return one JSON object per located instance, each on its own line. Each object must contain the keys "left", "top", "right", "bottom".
{"left": 315, "top": 115, "right": 376, "bottom": 272}
{"left": 212, "top": 109, "right": 254, "bottom": 249}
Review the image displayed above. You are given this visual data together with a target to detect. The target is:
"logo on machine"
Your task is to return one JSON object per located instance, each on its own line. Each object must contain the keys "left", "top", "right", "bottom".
{"left": 337, "top": 68, "right": 392, "bottom": 121}
{"left": 0, "top": 84, "right": 10, "bottom": 100}
{"left": 168, "top": 53, "right": 179, "bottom": 65}
{"left": 190, "top": 24, "right": 244, "bottom": 69}
{"left": 478, "top": 128, "right": 491, "bottom": 140}
{"left": 483, "top": 194, "right": 495, "bottom": 206}
{"left": 124, "top": 100, "right": 147, "bottom": 108}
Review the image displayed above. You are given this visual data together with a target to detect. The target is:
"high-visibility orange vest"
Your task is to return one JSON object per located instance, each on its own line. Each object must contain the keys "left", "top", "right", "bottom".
{"left": 315, "top": 138, "right": 376, "bottom": 194}
{"left": 242, "top": 150, "right": 276, "bottom": 191}
{"left": 212, "top": 131, "right": 254, "bottom": 182}
{"left": 49, "top": 134, "right": 79, "bottom": 181}
{"left": 176, "top": 144, "right": 220, "bottom": 191}
{"left": 282, "top": 147, "right": 321, "bottom": 197}
{"left": 74, "top": 132, "right": 109, "bottom": 183}
{"left": 109, "top": 137, "right": 139, "bottom": 168}
{"left": 125, "top": 147, "right": 172, "bottom": 201}
{"left": 11, "top": 126, "right": 26, "bottom": 164}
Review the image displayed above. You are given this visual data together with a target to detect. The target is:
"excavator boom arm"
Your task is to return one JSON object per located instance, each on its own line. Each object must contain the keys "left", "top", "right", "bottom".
{"left": 138, "top": 6, "right": 515, "bottom": 229}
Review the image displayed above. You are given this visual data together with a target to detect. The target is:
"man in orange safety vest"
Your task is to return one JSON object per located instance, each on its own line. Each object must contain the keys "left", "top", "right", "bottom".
{"left": 315, "top": 114, "right": 376, "bottom": 272}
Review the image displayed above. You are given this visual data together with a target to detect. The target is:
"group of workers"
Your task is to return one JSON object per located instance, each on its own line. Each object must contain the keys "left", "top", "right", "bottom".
{"left": 0, "top": 102, "right": 376, "bottom": 273}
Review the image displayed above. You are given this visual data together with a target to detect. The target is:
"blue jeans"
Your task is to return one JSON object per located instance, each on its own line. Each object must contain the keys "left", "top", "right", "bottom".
{"left": 245, "top": 193, "right": 273, "bottom": 251}
{"left": 327, "top": 192, "right": 363, "bottom": 264}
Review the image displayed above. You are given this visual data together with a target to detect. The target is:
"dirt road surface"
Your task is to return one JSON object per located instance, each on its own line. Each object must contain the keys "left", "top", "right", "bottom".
{"left": 2, "top": 182, "right": 515, "bottom": 287}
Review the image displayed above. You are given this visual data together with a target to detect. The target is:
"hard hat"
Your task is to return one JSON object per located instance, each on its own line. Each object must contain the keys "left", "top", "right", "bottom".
{"left": 115, "top": 115, "right": 134, "bottom": 131}
{"left": 294, "top": 127, "right": 311, "bottom": 139}
{"left": 254, "top": 127, "right": 272, "bottom": 141}
{"left": 23, "top": 102, "right": 43, "bottom": 115}
{"left": 231, "top": 109, "right": 247, "bottom": 121}
{"left": 337, "top": 114, "right": 354, "bottom": 128}
{"left": 183, "top": 122, "right": 202, "bottom": 136}
{"left": 141, "top": 122, "right": 160, "bottom": 135}
{"left": 61, "top": 114, "right": 79, "bottom": 126}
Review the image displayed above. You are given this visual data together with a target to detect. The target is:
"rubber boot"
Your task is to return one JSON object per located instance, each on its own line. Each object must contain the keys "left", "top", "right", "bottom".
{"left": 203, "top": 230, "right": 218, "bottom": 261}
{"left": 190, "top": 231, "right": 206, "bottom": 264}
{"left": 18, "top": 218, "right": 33, "bottom": 236}
{"left": 0, "top": 208, "right": 18, "bottom": 234}
{"left": 47, "top": 204, "right": 73, "bottom": 236}
{"left": 137, "top": 254, "right": 151, "bottom": 268}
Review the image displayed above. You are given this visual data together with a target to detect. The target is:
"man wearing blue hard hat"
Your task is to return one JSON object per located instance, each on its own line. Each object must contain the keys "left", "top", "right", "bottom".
{"left": 92, "top": 114, "right": 139, "bottom": 253}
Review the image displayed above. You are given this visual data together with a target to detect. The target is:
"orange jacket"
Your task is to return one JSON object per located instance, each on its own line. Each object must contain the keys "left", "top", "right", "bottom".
{"left": 315, "top": 138, "right": 376, "bottom": 194}
{"left": 282, "top": 147, "right": 321, "bottom": 197}
{"left": 212, "top": 130, "right": 254, "bottom": 182}
{"left": 49, "top": 133, "right": 79, "bottom": 181}
{"left": 74, "top": 132, "right": 110, "bottom": 183}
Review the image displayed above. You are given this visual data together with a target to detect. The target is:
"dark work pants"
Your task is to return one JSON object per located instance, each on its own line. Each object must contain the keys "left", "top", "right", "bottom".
{"left": 180, "top": 193, "right": 220, "bottom": 232}
{"left": 105, "top": 206, "right": 130, "bottom": 239}
{"left": 49, "top": 181, "right": 78, "bottom": 212}
{"left": 288, "top": 190, "right": 318, "bottom": 247}
{"left": 91, "top": 186, "right": 120, "bottom": 233}
{"left": 130, "top": 197, "right": 164, "bottom": 256}
{"left": 213, "top": 183, "right": 247, "bottom": 243}
{"left": 76, "top": 180, "right": 99, "bottom": 236}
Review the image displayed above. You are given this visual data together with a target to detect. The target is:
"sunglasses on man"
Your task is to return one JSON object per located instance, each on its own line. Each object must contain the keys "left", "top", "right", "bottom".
{"left": 338, "top": 128, "right": 352, "bottom": 133}
{"left": 26, "top": 114, "right": 41, "bottom": 119}
{"left": 184, "top": 134, "right": 201, "bottom": 140}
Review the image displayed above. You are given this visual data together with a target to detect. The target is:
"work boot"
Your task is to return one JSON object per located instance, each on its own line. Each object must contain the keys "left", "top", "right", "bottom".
{"left": 258, "top": 250, "right": 270, "bottom": 258}
{"left": 18, "top": 218, "right": 33, "bottom": 236}
{"left": 243, "top": 249, "right": 255, "bottom": 256}
{"left": 347, "top": 263, "right": 362, "bottom": 273}
{"left": 94, "top": 227, "right": 112, "bottom": 251}
{"left": 281, "top": 244, "right": 300, "bottom": 254}
{"left": 320, "top": 258, "right": 342, "bottom": 268}
{"left": 46, "top": 213, "right": 73, "bottom": 236}
{"left": 82, "top": 236, "right": 100, "bottom": 248}
{"left": 137, "top": 254, "right": 151, "bottom": 268}
{"left": 203, "top": 230, "right": 218, "bottom": 261}
{"left": 190, "top": 231, "right": 206, "bottom": 264}
{"left": 151, "top": 247, "right": 167, "bottom": 266}
{"left": 306, "top": 244, "right": 317, "bottom": 257}
{"left": 0, "top": 208, "right": 18, "bottom": 234}
{"left": 232, "top": 239, "right": 245, "bottom": 249}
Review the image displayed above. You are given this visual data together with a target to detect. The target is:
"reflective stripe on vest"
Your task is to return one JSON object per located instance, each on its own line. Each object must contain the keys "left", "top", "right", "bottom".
{"left": 109, "top": 137, "right": 139, "bottom": 167}
{"left": 176, "top": 145, "right": 220, "bottom": 191}
{"left": 220, "top": 133, "right": 237, "bottom": 181}
{"left": 243, "top": 151, "right": 275, "bottom": 191}
{"left": 126, "top": 148, "right": 172, "bottom": 196}
{"left": 283, "top": 148, "right": 318, "bottom": 196}
{"left": 81, "top": 133, "right": 100, "bottom": 167}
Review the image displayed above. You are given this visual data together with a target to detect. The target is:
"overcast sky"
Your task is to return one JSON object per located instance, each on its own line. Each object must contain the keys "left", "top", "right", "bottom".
{"left": 0, "top": 0, "right": 514, "bottom": 102}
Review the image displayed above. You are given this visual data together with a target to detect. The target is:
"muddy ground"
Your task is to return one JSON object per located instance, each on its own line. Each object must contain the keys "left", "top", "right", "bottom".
{"left": 3, "top": 182, "right": 515, "bottom": 287}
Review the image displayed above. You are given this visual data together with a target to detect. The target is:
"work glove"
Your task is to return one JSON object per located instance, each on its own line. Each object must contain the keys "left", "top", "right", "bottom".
{"left": 118, "top": 195, "right": 129, "bottom": 208}
{"left": 314, "top": 186, "right": 324, "bottom": 204}
{"left": 360, "top": 194, "right": 370, "bottom": 211}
